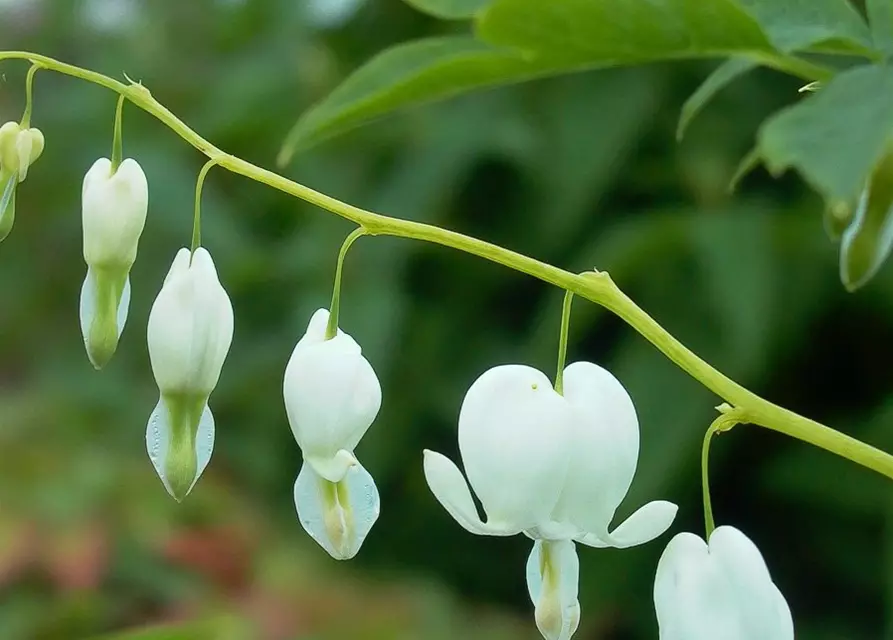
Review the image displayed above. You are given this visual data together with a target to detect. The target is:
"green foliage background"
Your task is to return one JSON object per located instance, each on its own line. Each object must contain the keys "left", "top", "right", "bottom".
{"left": 1, "top": 0, "right": 892, "bottom": 638}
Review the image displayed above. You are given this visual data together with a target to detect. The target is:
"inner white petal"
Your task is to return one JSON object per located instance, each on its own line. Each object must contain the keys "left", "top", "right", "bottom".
{"left": 526, "top": 540, "right": 581, "bottom": 640}
{"left": 294, "top": 456, "right": 380, "bottom": 560}
{"left": 145, "top": 396, "right": 215, "bottom": 499}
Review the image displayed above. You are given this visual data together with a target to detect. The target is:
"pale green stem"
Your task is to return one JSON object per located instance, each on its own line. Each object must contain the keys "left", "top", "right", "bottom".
{"left": 110, "top": 93, "right": 125, "bottom": 172}
{"left": 191, "top": 158, "right": 219, "bottom": 260}
{"left": 326, "top": 227, "right": 367, "bottom": 340}
{"left": 3, "top": 51, "right": 892, "bottom": 479}
{"left": 19, "top": 63, "right": 40, "bottom": 128}
{"left": 553, "top": 290, "right": 574, "bottom": 395}
{"left": 701, "top": 405, "right": 745, "bottom": 538}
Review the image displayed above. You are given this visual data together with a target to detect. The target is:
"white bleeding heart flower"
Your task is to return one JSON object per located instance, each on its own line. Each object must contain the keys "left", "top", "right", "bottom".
{"left": 424, "top": 362, "right": 677, "bottom": 640}
{"left": 0, "top": 121, "right": 44, "bottom": 242}
{"left": 79, "top": 157, "right": 148, "bottom": 369}
{"left": 653, "top": 526, "right": 793, "bottom": 640}
{"left": 146, "top": 247, "right": 234, "bottom": 502}
{"left": 284, "top": 308, "right": 382, "bottom": 560}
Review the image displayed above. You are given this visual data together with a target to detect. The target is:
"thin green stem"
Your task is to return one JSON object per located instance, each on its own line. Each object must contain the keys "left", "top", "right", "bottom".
{"left": 326, "top": 227, "right": 367, "bottom": 340}
{"left": 19, "top": 63, "right": 40, "bottom": 127}
{"left": 2, "top": 51, "right": 892, "bottom": 480}
{"left": 191, "top": 158, "right": 219, "bottom": 260}
{"left": 110, "top": 94, "right": 126, "bottom": 171}
{"left": 701, "top": 405, "right": 745, "bottom": 538}
{"left": 553, "top": 290, "right": 574, "bottom": 395}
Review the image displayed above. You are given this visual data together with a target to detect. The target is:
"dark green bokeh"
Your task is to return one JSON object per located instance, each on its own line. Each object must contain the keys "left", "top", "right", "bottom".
{"left": 1, "top": 1, "right": 891, "bottom": 638}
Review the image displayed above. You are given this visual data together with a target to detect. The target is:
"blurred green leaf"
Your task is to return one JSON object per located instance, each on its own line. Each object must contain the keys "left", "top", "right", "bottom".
{"left": 678, "top": 58, "right": 757, "bottom": 140}
{"left": 736, "top": 0, "right": 873, "bottom": 53}
{"left": 477, "top": 0, "right": 772, "bottom": 61}
{"left": 282, "top": 0, "right": 783, "bottom": 156}
{"left": 758, "top": 64, "right": 893, "bottom": 204}
{"left": 402, "top": 0, "right": 491, "bottom": 19}
{"left": 278, "top": 37, "right": 559, "bottom": 161}
{"left": 867, "top": 0, "right": 893, "bottom": 55}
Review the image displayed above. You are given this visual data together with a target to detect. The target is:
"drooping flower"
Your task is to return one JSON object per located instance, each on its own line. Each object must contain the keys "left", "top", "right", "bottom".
{"left": 79, "top": 157, "right": 148, "bottom": 369}
{"left": 653, "top": 526, "right": 793, "bottom": 640}
{"left": 146, "top": 247, "right": 234, "bottom": 502}
{"left": 0, "top": 120, "right": 44, "bottom": 241}
{"left": 424, "top": 362, "right": 677, "bottom": 640}
{"left": 284, "top": 308, "right": 381, "bottom": 560}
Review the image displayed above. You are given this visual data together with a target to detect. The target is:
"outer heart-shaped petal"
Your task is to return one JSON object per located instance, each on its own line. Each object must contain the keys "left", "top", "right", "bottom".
{"left": 709, "top": 527, "right": 794, "bottom": 639}
{"left": 284, "top": 308, "right": 381, "bottom": 482}
{"left": 423, "top": 449, "right": 520, "bottom": 536}
{"left": 577, "top": 500, "right": 678, "bottom": 549}
{"left": 458, "top": 365, "right": 574, "bottom": 532}
{"left": 147, "top": 248, "right": 234, "bottom": 396}
{"left": 551, "top": 362, "right": 641, "bottom": 534}
{"left": 653, "top": 527, "right": 793, "bottom": 640}
{"left": 82, "top": 157, "right": 148, "bottom": 268}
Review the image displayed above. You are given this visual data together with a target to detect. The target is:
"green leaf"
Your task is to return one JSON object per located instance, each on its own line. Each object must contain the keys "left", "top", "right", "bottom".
{"left": 477, "top": 0, "right": 773, "bottom": 63}
{"left": 677, "top": 58, "right": 757, "bottom": 140}
{"left": 278, "top": 36, "right": 560, "bottom": 162}
{"left": 867, "top": 0, "right": 893, "bottom": 55}
{"left": 757, "top": 64, "right": 893, "bottom": 204}
{"left": 283, "top": 1, "right": 779, "bottom": 156}
{"left": 736, "top": 0, "right": 873, "bottom": 54}
{"left": 402, "top": 0, "right": 491, "bottom": 19}
{"left": 840, "top": 150, "right": 893, "bottom": 290}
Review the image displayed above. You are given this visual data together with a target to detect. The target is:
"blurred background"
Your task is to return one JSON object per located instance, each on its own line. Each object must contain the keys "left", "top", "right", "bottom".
{"left": 0, "top": 0, "right": 892, "bottom": 638}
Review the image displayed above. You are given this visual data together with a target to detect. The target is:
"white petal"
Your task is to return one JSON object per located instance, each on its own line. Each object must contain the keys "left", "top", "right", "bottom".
{"left": 15, "top": 132, "right": 31, "bottom": 181}
{"left": 283, "top": 333, "right": 381, "bottom": 462}
{"left": 653, "top": 532, "right": 743, "bottom": 640}
{"left": 552, "top": 361, "right": 640, "bottom": 534}
{"left": 709, "top": 527, "right": 794, "bottom": 640}
{"left": 577, "top": 500, "right": 677, "bottom": 549}
{"left": 145, "top": 395, "right": 215, "bottom": 502}
{"left": 526, "top": 540, "right": 580, "bottom": 640}
{"left": 294, "top": 456, "right": 379, "bottom": 560}
{"left": 82, "top": 156, "right": 148, "bottom": 267}
{"left": 147, "top": 248, "right": 234, "bottom": 395}
{"left": 423, "top": 450, "right": 518, "bottom": 537}
{"left": 458, "top": 365, "right": 573, "bottom": 531}
{"left": 306, "top": 449, "right": 358, "bottom": 483}
{"left": 79, "top": 268, "right": 131, "bottom": 369}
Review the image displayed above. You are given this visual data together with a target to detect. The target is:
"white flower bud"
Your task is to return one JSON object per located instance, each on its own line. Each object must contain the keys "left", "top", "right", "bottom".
{"left": 0, "top": 121, "right": 43, "bottom": 242}
{"left": 284, "top": 308, "right": 382, "bottom": 559}
{"left": 82, "top": 157, "right": 148, "bottom": 267}
{"left": 654, "top": 526, "right": 793, "bottom": 640}
{"left": 145, "top": 247, "right": 234, "bottom": 501}
{"left": 78, "top": 157, "right": 148, "bottom": 369}
{"left": 0, "top": 121, "right": 44, "bottom": 182}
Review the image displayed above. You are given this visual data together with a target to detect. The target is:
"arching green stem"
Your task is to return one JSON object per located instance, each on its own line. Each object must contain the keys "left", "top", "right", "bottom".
{"left": 191, "top": 158, "right": 219, "bottom": 260}
{"left": 553, "top": 290, "right": 574, "bottom": 395}
{"left": 19, "top": 63, "right": 40, "bottom": 128}
{"left": 2, "top": 51, "right": 893, "bottom": 481}
{"left": 110, "top": 94, "right": 126, "bottom": 172}
{"left": 326, "top": 227, "right": 367, "bottom": 340}
{"left": 701, "top": 405, "right": 745, "bottom": 538}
